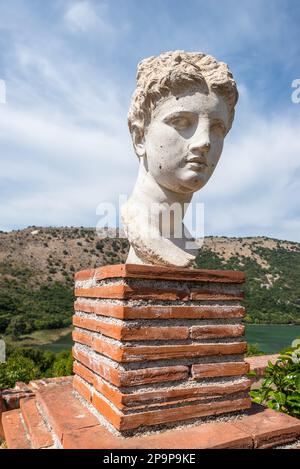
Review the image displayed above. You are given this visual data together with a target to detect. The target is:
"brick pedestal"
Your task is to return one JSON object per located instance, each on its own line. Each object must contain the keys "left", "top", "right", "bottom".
{"left": 72, "top": 264, "right": 251, "bottom": 433}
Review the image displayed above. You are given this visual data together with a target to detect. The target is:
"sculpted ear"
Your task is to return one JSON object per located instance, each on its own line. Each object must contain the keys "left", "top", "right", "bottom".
{"left": 132, "top": 125, "right": 145, "bottom": 158}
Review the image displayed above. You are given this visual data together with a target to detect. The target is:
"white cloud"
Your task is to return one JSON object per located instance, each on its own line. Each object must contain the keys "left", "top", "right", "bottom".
{"left": 64, "top": 1, "right": 114, "bottom": 36}
{"left": 0, "top": 6, "right": 135, "bottom": 230}
{"left": 0, "top": 100, "right": 135, "bottom": 226}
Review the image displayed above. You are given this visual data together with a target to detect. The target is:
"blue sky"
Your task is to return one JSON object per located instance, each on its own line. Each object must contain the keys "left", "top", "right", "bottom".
{"left": 0, "top": 0, "right": 300, "bottom": 241}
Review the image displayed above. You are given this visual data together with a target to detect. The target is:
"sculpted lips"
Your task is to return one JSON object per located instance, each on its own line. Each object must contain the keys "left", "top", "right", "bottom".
{"left": 185, "top": 156, "right": 208, "bottom": 171}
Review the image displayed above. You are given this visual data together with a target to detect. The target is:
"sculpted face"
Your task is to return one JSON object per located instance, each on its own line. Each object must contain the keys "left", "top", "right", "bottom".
{"left": 142, "top": 87, "right": 229, "bottom": 193}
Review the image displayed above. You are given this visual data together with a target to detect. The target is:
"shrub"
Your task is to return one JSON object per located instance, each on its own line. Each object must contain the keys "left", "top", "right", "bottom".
{"left": 246, "top": 343, "right": 265, "bottom": 356}
{"left": 250, "top": 340, "right": 300, "bottom": 418}
{"left": 51, "top": 351, "right": 73, "bottom": 377}
{"left": 0, "top": 355, "right": 40, "bottom": 388}
{"left": 0, "top": 346, "right": 74, "bottom": 389}
{"left": 6, "top": 315, "right": 30, "bottom": 339}
{"left": 95, "top": 241, "right": 103, "bottom": 251}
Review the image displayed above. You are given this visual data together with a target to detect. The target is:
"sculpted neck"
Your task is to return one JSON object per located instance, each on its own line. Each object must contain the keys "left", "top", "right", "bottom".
{"left": 122, "top": 160, "right": 198, "bottom": 267}
{"left": 131, "top": 161, "right": 192, "bottom": 210}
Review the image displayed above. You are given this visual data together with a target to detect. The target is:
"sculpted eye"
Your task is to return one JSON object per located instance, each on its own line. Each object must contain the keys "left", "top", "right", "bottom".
{"left": 164, "top": 113, "right": 194, "bottom": 131}
{"left": 169, "top": 116, "right": 190, "bottom": 129}
{"left": 210, "top": 120, "right": 226, "bottom": 137}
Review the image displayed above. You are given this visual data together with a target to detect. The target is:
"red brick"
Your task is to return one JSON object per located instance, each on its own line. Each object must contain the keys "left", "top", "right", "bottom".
{"left": 73, "top": 361, "right": 94, "bottom": 384}
{"left": 121, "top": 325, "right": 189, "bottom": 341}
{"left": 190, "top": 324, "right": 245, "bottom": 339}
{"left": 73, "top": 316, "right": 122, "bottom": 339}
{"left": 190, "top": 289, "right": 244, "bottom": 301}
{"left": 20, "top": 398, "right": 53, "bottom": 449}
{"left": 92, "top": 392, "right": 251, "bottom": 431}
{"left": 92, "top": 375, "right": 123, "bottom": 408}
{"left": 75, "top": 268, "right": 95, "bottom": 281}
{"left": 28, "top": 376, "right": 73, "bottom": 391}
{"left": 116, "top": 366, "right": 188, "bottom": 387}
{"left": 72, "top": 347, "right": 188, "bottom": 386}
{"left": 63, "top": 424, "right": 118, "bottom": 449}
{"left": 92, "top": 336, "right": 123, "bottom": 361}
{"left": 63, "top": 418, "right": 252, "bottom": 449}
{"left": 92, "top": 264, "right": 245, "bottom": 284}
{"left": 75, "top": 284, "right": 244, "bottom": 302}
{"left": 35, "top": 383, "right": 99, "bottom": 442}
{"left": 74, "top": 300, "right": 125, "bottom": 318}
{"left": 91, "top": 339, "right": 247, "bottom": 362}
{"left": 192, "top": 361, "right": 250, "bottom": 379}
{"left": 92, "top": 392, "right": 122, "bottom": 429}
{"left": 73, "top": 375, "right": 92, "bottom": 403}
{"left": 72, "top": 347, "right": 122, "bottom": 386}
{"left": 122, "top": 378, "right": 251, "bottom": 407}
{"left": 75, "top": 285, "right": 124, "bottom": 299}
{"left": 73, "top": 315, "right": 189, "bottom": 341}
{"left": 74, "top": 301, "right": 245, "bottom": 320}
{"left": 15, "top": 382, "right": 32, "bottom": 392}
{"left": 1, "top": 388, "right": 34, "bottom": 410}
{"left": 75, "top": 284, "right": 190, "bottom": 301}
{"left": 129, "top": 419, "right": 252, "bottom": 449}
{"left": 1, "top": 409, "right": 31, "bottom": 449}
{"left": 72, "top": 329, "right": 92, "bottom": 347}
{"left": 92, "top": 374, "right": 251, "bottom": 410}
{"left": 233, "top": 407, "right": 300, "bottom": 448}
{"left": 125, "top": 396, "right": 252, "bottom": 431}
{"left": 72, "top": 346, "right": 94, "bottom": 369}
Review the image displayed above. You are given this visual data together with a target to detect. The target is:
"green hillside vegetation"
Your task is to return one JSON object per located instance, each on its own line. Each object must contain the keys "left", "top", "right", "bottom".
{"left": 0, "top": 264, "right": 73, "bottom": 336}
{"left": 0, "top": 228, "right": 299, "bottom": 342}
{"left": 196, "top": 243, "right": 300, "bottom": 324}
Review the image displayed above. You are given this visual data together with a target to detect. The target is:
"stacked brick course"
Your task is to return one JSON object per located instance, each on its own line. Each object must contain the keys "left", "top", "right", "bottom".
{"left": 73, "top": 264, "right": 251, "bottom": 432}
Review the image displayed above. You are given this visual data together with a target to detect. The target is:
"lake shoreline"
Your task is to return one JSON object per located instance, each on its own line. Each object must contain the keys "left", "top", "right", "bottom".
{"left": 245, "top": 323, "right": 299, "bottom": 326}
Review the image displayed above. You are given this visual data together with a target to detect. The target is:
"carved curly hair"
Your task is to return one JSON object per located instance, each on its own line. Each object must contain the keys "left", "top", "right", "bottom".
{"left": 128, "top": 50, "right": 238, "bottom": 146}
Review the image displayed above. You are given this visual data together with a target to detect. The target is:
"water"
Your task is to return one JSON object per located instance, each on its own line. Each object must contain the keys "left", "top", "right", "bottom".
{"left": 245, "top": 324, "right": 300, "bottom": 354}
{"left": 37, "top": 332, "right": 73, "bottom": 352}
{"left": 39, "top": 324, "right": 300, "bottom": 354}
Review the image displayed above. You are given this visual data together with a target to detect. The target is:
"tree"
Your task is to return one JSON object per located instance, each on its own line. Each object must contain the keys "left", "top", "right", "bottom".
{"left": 0, "top": 356, "right": 40, "bottom": 389}
{"left": 51, "top": 351, "right": 73, "bottom": 377}
{"left": 6, "top": 316, "right": 28, "bottom": 339}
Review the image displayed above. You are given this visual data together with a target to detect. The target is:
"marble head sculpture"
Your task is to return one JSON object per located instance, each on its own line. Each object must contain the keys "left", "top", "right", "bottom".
{"left": 121, "top": 50, "right": 238, "bottom": 267}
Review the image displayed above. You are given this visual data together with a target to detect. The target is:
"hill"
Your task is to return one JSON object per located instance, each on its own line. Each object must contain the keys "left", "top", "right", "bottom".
{"left": 0, "top": 227, "right": 299, "bottom": 338}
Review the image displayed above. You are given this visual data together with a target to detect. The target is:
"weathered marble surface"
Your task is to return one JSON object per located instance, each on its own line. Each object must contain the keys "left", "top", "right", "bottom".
{"left": 122, "top": 51, "right": 238, "bottom": 267}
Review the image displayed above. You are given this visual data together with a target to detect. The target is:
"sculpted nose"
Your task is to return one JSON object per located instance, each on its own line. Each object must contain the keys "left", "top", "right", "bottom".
{"left": 189, "top": 140, "right": 211, "bottom": 155}
{"left": 188, "top": 128, "right": 211, "bottom": 155}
